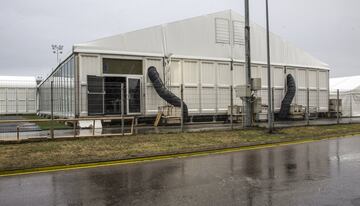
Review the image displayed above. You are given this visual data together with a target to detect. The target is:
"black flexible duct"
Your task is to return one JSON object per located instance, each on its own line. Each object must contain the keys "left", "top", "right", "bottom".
{"left": 278, "top": 74, "right": 296, "bottom": 119}
{"left": 147, "top": 66, "right": 188, "bottom": 121}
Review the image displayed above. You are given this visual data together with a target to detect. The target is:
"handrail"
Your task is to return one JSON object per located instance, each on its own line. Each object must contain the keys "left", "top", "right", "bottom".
{"left": 0, "top": 116, "right": 135, "bottom": 124}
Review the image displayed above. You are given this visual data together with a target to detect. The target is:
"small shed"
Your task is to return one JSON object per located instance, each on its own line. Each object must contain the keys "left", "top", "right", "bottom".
{"left": 0, "top": 76, "right": 37, "bottom": 114}
{"left": 330, "top": 75, "right": 360, "bottom": 117}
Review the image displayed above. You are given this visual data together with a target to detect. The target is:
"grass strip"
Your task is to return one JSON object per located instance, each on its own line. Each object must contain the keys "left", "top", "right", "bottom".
{"left": 22, "top": 115, "right": 71, "bottom": 130}
{"left": 1, "top": 124, "right": 360, "bottom": 172}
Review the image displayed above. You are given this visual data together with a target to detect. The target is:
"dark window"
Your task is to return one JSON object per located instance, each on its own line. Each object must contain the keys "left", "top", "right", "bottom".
{"left": 103, "top": 59, "right": 143, "bottom": 75}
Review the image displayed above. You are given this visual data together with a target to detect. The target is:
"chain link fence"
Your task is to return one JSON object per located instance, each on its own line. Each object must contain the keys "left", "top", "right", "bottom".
{"left": 2, "top": 80, "right": 360, "bottom": 142}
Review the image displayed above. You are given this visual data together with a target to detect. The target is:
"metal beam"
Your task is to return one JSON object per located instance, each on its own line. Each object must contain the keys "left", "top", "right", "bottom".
{"left": 244, "top": 0, "right": 252, "bottom": 127}
{"left": 266, "top": 0, "right": 273, "bottom": 133}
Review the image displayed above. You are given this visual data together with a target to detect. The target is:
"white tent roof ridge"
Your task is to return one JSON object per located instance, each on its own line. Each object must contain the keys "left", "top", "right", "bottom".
{"left": 74, "top": 9, "right": 329, "bottom": 70}
{"left": 330, "top": 75, "right": 360, "bottom": 91}
{"left": 74, "top": 9, "right": 232, "bottom": 47}
{"left": 0, "top": 76, "right": 37, "bottom": 88}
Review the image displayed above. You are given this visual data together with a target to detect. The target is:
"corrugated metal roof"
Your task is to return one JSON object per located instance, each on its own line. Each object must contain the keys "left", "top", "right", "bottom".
{"left": 0, "top": 76, "right": 37, "bottom": 88}
{"left": 330, "top": 75, "right": 360, "bottom": 92}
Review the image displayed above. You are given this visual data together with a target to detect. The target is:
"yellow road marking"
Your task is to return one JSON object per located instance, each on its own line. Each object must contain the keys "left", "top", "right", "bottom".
{"left": 0, "top": 135, "right": 356, "bottom": 177}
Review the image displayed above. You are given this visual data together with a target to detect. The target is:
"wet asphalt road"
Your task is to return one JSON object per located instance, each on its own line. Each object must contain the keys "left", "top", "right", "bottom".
{"left": 1, "top": 137, "right": 360, "bottom": 206}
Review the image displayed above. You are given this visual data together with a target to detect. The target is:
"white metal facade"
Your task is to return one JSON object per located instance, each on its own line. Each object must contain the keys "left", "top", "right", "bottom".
{"left": 0, "top": 76, "right": 37, "bottom": 114}
{"left": 75, "top": 55, "right": 329, "bottom": 116}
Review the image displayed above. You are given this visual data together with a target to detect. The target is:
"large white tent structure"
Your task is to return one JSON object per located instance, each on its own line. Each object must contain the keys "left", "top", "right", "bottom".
{"left": 38, "top": 10, "right": 330, "bottom": 118}
{"left": 330, "top": 76, "right": 360, "bottom": 117}
{"left": 0, "top": 76, "right": 37, "bottom": 114}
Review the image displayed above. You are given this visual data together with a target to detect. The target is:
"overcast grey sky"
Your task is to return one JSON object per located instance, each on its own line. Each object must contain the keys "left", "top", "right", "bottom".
{"left": 0, "top": 0, "right": 359, "bottom": 78}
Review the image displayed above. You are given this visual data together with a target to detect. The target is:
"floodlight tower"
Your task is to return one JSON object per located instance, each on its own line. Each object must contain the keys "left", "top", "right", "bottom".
{"left": 51, "top": 44, "right": 64, "bottom": 64}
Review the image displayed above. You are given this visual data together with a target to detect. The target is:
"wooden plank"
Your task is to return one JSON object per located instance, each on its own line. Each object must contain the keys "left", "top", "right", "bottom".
{"left": 154, "top": 112, "right": 163, "bottom": 127}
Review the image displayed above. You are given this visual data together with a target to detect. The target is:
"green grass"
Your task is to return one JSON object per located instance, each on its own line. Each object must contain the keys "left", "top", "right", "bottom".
{"left": 1, "top": 124, "right": 360, "bottom": 172}
{"left": 22, "top": 115, "right": 71, "bottom": 130}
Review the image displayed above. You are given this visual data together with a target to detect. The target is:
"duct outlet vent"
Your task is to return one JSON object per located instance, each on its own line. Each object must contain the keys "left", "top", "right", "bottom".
{"left": 215, "top": 18, "right": 230, "bottom": 44}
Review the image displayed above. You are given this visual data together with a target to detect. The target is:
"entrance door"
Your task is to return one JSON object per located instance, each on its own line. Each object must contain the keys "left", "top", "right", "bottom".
{"left": 127, "top": 77, "right": 141, "bottom": 114}
{"left": 87, "top": 75, "right": 104, "bottom": 115}
{"left": 104, "top": 77, "right": 126, "bottom": 115}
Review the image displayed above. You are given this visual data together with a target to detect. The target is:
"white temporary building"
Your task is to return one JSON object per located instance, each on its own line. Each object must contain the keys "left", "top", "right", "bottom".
{"left": 0, "top": 76, "right": 37, "bottom": 114}
{"left": 330, "top": 76, "right": 360, "bottom": 117}
{"left": 39, "top": 10, "right": 330, "bottom": 118}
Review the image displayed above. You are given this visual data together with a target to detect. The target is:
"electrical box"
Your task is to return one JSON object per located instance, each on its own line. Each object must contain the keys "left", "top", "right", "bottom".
{"left": 251, "top": 78, "right": 262, "bottom": 91}
{"left": 252, "top": 97, "right": 262, "bottom": 114}
{"left": 235, "top": 85, "right": 251, "bottom": 98}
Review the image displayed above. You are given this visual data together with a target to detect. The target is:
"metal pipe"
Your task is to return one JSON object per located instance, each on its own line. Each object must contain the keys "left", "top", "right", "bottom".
{"left": 271, "top": 87, "right": 275, "bottom": 128}
{"left": 92, "top": 119, "right": 95, "bottom": 136}
{"left": 17, "top": 126, "right": 20, "bottom": 142}
{"left": 349, "top": 91, "right": 352, "bottom": 124}
{"left": 266, "top": 0, "right": 272, "bottom": 133}
{"left": 244, "top": 0, "right": 252, "bottom": 127}
{"left": 121, "top": 83, "right": 125, "bottom": 136}
{"left": 73, "top": 120, "right": 77, "bottom": 138}
{"left": 180, "top": 83, "right": 184, "bottom": 132}
{"left": 230, "top": 85, "right": 234, "bottom": 130}
{"left": 50, "top": 81, "right": 54, "bottom": 139}
{"left": 307, "top": 88, "right": 310, "bottom": 125}
{"left": 337, "top": 89, "right": 340, "bottom": 124}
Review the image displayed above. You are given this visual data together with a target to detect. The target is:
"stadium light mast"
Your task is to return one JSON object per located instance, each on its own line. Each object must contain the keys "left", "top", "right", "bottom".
{"left": 51, "top": 44, "right": 64, "bottom": 64}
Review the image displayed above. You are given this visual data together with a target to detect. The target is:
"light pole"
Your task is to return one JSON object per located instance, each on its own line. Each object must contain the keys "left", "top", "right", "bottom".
{"left": 266, "top": 0, "right": 273, "bottom": 133}
{"left": 244, "top": 0, "right": 252, "bottom": 127}
{"left": 51, "top": 44, "right": 64, "bottom": 64}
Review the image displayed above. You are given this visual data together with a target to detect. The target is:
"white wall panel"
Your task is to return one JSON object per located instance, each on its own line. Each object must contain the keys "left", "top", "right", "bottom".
{"left": 183, "top": 61, "right": 199, "bottom": 85}
{"left": 217, "top": 63, "right": 231, "bottom": 86}
{"left": 297, "top": 69, "right": 307, "bottom": 89}
{"left": 233, "top": 64, "right": 245, "bottom": 86}
{"left": 7, "top": 100, "right": 16, "bottom": 113}
{"left": 308, "top": 70, "right": 317, "bottom": 89}
{"left": 80, "top": 55, "right": 101, "bottom": 82}
{"left": 0, "top": 88, "right": 5, "bottom": 113}
{"left": 273, "top": 89, "right": 284, "bottom": 110}
{"left": 170, "top": 60, "right": 182, "bottom": 85}
{"left": 297, "top": 89, "right": 307, "bottom": 106}
{"left": 201, "top": 87, "right": 216, "bottom": 113}
{"left": 146, "top": 86, "right": 163, "bottom": 114}
{"left": 319, "top": 71, "right": 328, "bottom": 90}
{"left": 259, "top": 89, "right": 268, "bottom": 105}
{"left": 184, "top": 87, "right": 200, "bottom": 113}
{"left": 201, "top": 62, "right": 216, "bottom": 85}
{"left": 273, "top": 67, "right": 284, "bottom": 88}
{"left": 319, "top": 90, "right": 329, "bottom": 110}
{"left": 309, "top": 90, "right": 318, "bottom": 107}
{"left": 18, "top": 100, "right": 26, "bottom": 113}
{"left": 217, "top": 87, "right": 230, "bottom": 112}
{"left": 258, "top": 66, "right": 268, "bottom": 88}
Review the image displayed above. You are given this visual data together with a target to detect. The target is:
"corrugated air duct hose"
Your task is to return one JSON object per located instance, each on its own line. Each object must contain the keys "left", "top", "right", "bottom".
{"left": 147, "top": 66, "right": 188, "bottom": 122}
{"left": 278, "top": 74, "right": 296, "bottom": 119}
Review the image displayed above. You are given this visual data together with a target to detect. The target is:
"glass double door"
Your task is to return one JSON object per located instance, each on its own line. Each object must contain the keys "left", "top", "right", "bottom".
{"left": 87, "top": 75, "right": 141, "bottom": 115}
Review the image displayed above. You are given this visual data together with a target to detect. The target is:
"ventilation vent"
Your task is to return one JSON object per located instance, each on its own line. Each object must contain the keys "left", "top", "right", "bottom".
{"left": 233, "top": 21, "right": 245, "bottom": 45}
{"left": 215, "top": 18, "right": 230, "bottom": 44}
